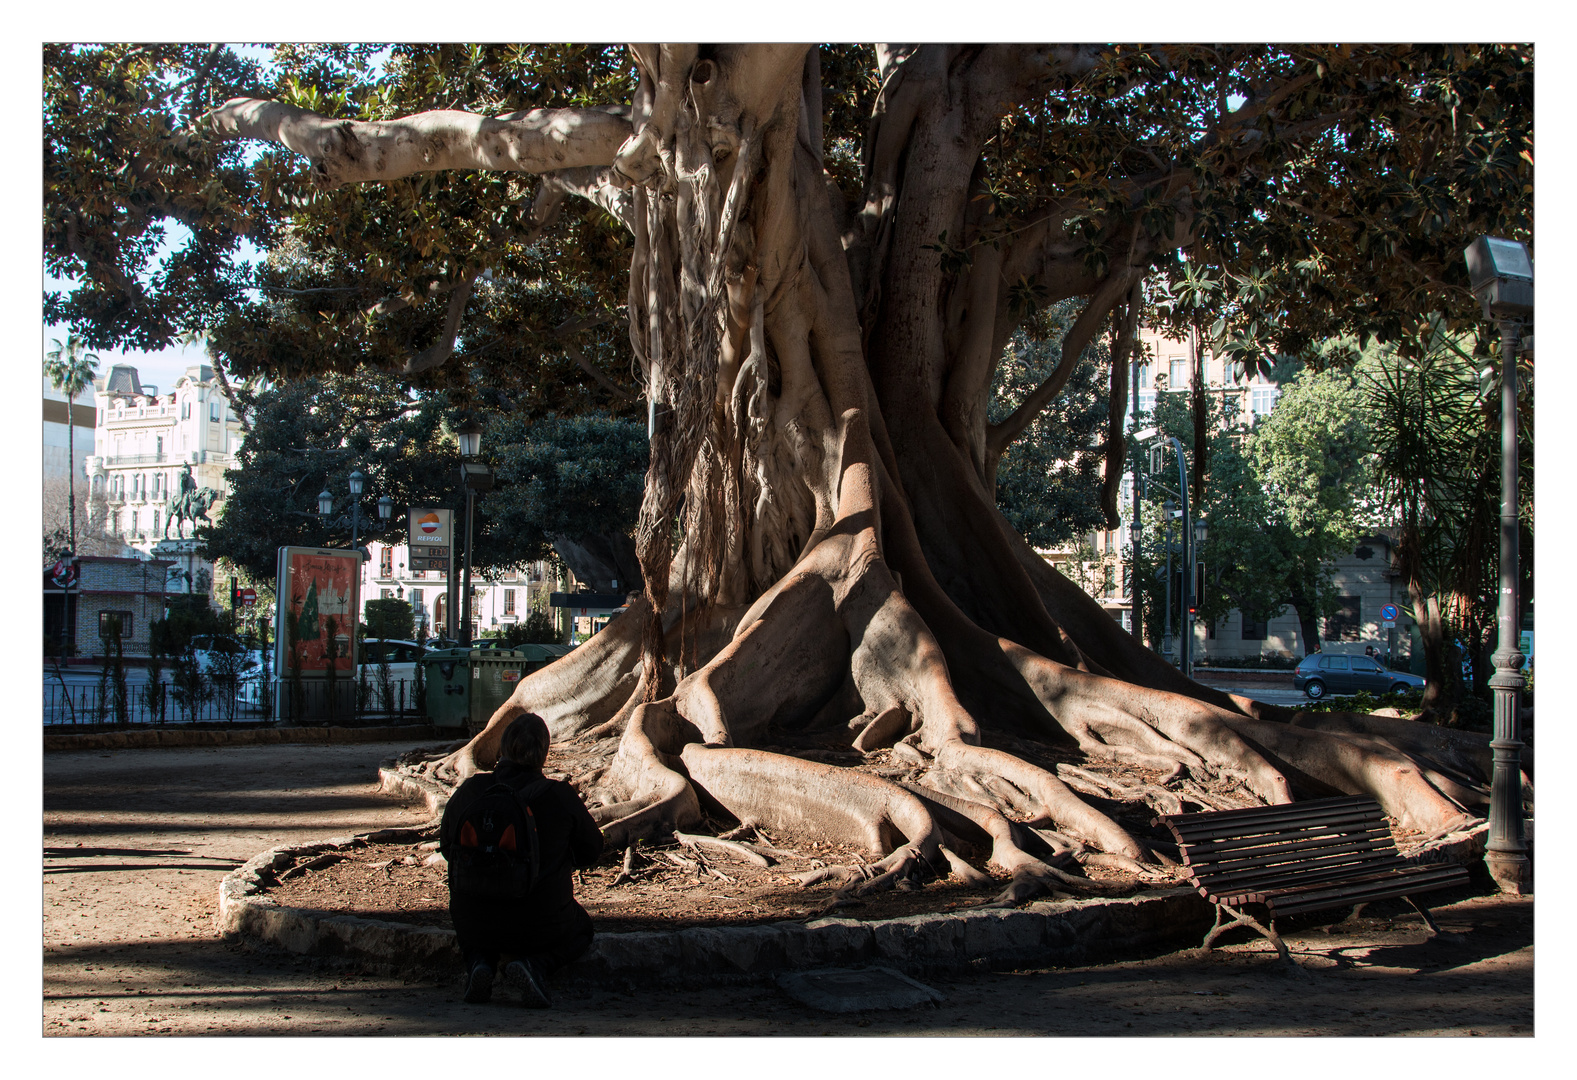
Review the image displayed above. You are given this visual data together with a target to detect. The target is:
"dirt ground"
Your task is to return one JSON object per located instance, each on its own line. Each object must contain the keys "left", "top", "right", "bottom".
{"left": 42, "top": 739, "right": 1534, "bottom": 1046}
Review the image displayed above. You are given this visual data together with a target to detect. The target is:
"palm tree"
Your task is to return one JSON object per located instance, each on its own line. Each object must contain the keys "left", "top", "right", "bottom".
{"left": 44, "top": 334, "right": 101, "bottom": 555}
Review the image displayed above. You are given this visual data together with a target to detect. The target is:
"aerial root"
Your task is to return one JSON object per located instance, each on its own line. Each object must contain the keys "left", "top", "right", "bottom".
{"left": 674, "top": 829, "right": 773, "bottom": 867}
{"left": 938, "top": 845, "right": 994, "bottom": 886}
{"left": 898, "top": 780, "right": 1104, "bottom": 908}
{"left": 928, "top": 741, "right": 1151, "bottom": 860}
{"left": 609, "top": 845, "right": 647, "bottom": 886}
{"left": 1054, "top": 764, "right": 1184, "bottom": 817}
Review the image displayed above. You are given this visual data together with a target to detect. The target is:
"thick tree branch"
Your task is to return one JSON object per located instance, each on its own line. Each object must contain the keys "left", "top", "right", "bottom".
{"left": 986, "top": 268, "right": 1139, "bottom": 462}
{"left": 202, "top": 98, "right": 634, "bottom": 188}
{"left": 387, "top": 267, "right": 479, "bottom": 376}
{"left": 554, "top": 314, "right": 636, "bottom": 400}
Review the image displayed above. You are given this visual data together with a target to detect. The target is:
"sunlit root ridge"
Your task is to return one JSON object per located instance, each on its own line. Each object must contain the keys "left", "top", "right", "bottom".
{"left": 599, "top": 700, "right": 705, "bottom": 848}
{"left": 1222, "top": 715, "right": 1476, "bottom": 834}
{"left": 679, "top": 743, "right": 944, "bottom": 866}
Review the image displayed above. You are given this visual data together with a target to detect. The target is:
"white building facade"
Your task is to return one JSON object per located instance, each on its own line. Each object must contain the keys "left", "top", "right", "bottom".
{"left": 81, "top": 363, "right": 246, "bottom": 589}
{"left": 359, "top": 540, "right": 562, "bottom": 642}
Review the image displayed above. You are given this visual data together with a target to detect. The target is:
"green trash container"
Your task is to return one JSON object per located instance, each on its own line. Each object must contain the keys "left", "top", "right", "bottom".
{"left": 423, "top": 647, "right": 472, "bottom": 730}
{"left": 425, "top": 645, "right": 577, "bottom": 732}
{"left": 510, "top": 642, "right": 575, "bottom": 674}
{"left": 467, "top": 648, "right": 533, "bottom": 735}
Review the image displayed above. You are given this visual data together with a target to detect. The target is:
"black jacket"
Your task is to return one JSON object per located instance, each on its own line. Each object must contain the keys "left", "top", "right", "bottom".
{"left": 439, "top": 760, "right": 604, "bottom": 913}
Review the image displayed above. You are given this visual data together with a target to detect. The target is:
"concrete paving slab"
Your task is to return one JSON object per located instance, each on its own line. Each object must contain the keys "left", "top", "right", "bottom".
{"left": 776, "top": 965, "right": 945, "bottom": 1012}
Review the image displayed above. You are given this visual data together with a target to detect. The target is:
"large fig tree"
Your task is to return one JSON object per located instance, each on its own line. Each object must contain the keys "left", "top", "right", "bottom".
{"left": 47, "top": 43, "right": 1531, "bottom": 899}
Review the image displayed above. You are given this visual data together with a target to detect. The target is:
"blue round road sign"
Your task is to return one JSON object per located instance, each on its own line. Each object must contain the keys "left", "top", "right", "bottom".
{"left": 1380, "top": 604, "right": 1399, "bottom": 621}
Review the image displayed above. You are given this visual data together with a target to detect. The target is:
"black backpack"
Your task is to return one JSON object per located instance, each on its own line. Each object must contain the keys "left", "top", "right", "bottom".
{"left": 445, "top": 778, "right": 546, "bottom": 898}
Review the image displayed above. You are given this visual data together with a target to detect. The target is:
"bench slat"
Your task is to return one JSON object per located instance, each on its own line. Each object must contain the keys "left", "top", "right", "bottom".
{"left": 1182, "top": 827, "right": 1396, "bottom": 866}
{"left": 1202, "top": 854, "right": 1412, "bottom": 905}
{"left": 1157, "top": 795, "right": 1376, "bottom": 828}
{"left": 1192, "top": 841, "right": 1405, "bottom": 894}
{"left": 1267, "top": 865, "right": 1469, "bottom": 916}
{"left": 1160, "top": 802, "right": 1386, "bottom": 842}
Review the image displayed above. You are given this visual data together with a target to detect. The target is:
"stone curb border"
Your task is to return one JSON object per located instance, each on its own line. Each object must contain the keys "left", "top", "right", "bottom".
{"left": 217, "top": 756, "right": 1500, "bottom": 982}
{"left": 214, "top": 830, "right": 1217, "bottom": 981}
{"left": 44, "top": 725, "right": 446, "bottom": 753}
{"left": 215, "top": 810, "right": 1496, "bottom": 985}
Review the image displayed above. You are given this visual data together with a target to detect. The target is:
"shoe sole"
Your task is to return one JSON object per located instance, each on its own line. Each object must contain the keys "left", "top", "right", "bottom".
{"left": 505, "top": 961, "right": 552, "bottom": 1008}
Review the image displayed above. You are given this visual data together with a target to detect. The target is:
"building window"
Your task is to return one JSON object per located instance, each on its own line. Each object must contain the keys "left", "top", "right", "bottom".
{"left": 151, "top": 510, "right": 160, "bottom": 536}
{"left": 1102, "top": 566, "right": 1115, "bottom": 596}
{"left": 156, "top": 435, "right": 163, "bottom": 456}
{"left": 1241, "top": 610, "right": 1269, "bottom": 640}
{"left": 381, "top": 588, "right": 393, "bottom": 600}
{"left": 1251, "top": 386, "right": 1278, "bottom": 415}
{"left": 380, "top": 547, "right": 393, "bottom": 577}
{"left": 1137, "top": 363, "right": 1151, "bottom": 389}
{"left": 1324, "top": 596, "right": 1362, "bottom": 641}
{"left": 99, "top": 610, "right": 134, "bottom": 640}
{"left": 210, "top": 401, "right": 220, "bottom": 422}
{"left": 504, "top": 589, "right": 516, "bottom": 615}
{"left": 1138, "top": 390, "right": 1156, "bottom": 413}
{"left": 1168, "top": 357, "right": 1189, "bottom": 388}
{"left": 411, "top": 588, "right": 424, "bottom": 605}
{"left": 92, "top": 475, "right": 103, "bottom": 496}
{"left": 181, "top": 400, "right": 190, "bottom": 420}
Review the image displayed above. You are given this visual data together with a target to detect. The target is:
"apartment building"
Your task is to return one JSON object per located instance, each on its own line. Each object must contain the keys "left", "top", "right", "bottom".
{"left": 81, "top": 363, "right": 245, "bottom": 590}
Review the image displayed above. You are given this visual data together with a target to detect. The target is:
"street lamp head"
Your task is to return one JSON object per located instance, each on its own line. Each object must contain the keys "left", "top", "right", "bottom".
{"left": 1133, "top": 426, "right": 1158, "bottom": 442}
{"left": 349, "top": 470, "right": 365, "bottom": 496}
{"left": 1464, "top": 235, "right": 1534, "bottom": 320}
{"left": 378, "top": 495, "right": 394, "bottom": 521}
{"left": 456, "top": 419, "right": 483, "bottom": 458}
{"left": 317, "top": 488, "right": 334, "bottom": 517}
{"left": 1195, "top": 518, "right": 1208, "bottom": 545}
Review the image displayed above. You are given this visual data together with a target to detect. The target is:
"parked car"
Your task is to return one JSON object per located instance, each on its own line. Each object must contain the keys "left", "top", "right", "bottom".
{"left": 234, "top": 638, "right": 428, "bottom": 711}
{"left": 1293, "top": 652, "right": 1425, "bottom": 700}
{"left": 189, "top": 634, "right": 263, "bottom": 677}
{"left": 358, "top": 638, "right": 427, "bottom": 710}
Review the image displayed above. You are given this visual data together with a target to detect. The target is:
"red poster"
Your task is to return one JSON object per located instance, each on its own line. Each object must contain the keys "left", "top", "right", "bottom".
{"left": 282, "top": 549, "right": 358, "bottom": 672}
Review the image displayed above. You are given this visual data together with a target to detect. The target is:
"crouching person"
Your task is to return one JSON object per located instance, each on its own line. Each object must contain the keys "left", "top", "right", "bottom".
{"left": 439, "top": 712, "right": 604, "bottom": 1006}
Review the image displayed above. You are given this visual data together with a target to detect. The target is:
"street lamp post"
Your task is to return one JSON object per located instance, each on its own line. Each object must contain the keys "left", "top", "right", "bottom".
{"left": 1193, "top": 517, "right": 1208, "bottom": 671}
{"left": 1464, "top": 235, "right": 1533, "bottom": 895}
{"left": 456, "top": 420, "right": 493, "bottom": 648}
{"left": 1137, "top": 430, "right": 1192, "bottom": 675}
{"left": 348, "top": 470, "right": 365, "bottom": 554}
{"left": 1162, "top": 499, "right": 1176, "bottom": 663}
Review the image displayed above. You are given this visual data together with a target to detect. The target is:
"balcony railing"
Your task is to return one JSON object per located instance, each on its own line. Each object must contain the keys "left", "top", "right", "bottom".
{"left": 103, "top": 452, "right": 168, "bottom": 466}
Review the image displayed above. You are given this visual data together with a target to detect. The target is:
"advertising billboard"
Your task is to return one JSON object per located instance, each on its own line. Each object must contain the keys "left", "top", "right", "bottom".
{"left": 274, "top": 546, "right": 360, "bottom": 674}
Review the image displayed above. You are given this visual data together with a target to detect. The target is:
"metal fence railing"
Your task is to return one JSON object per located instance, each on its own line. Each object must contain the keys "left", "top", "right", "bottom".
{"left": 43, "top": 675, "right": 428, "bottom": 728}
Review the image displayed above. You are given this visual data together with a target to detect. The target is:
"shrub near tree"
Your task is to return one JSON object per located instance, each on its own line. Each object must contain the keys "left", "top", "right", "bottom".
{"left": 47, "top": 44, "right": 1531, "bottom": 896}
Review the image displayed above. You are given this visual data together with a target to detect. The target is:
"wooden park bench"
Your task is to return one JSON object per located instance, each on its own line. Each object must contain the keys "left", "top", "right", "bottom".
{"left": 1153, "top": 795, "right": 1470, "bottom": 963}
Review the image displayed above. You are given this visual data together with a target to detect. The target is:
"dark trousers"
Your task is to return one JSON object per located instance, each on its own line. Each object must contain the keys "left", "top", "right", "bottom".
{"left": 449, "top": 891, "right": 595, "bottom": 974}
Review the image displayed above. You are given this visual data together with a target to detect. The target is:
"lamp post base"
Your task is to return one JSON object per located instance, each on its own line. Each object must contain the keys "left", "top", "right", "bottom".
{"left": 1485, "top": 849, "right": 1531, "bottom": 895}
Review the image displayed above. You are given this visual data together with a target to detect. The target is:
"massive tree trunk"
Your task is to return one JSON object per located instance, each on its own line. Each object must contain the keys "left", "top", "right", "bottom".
{"left": 207, "top": 44, "right": 1518, "bottom": 903}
